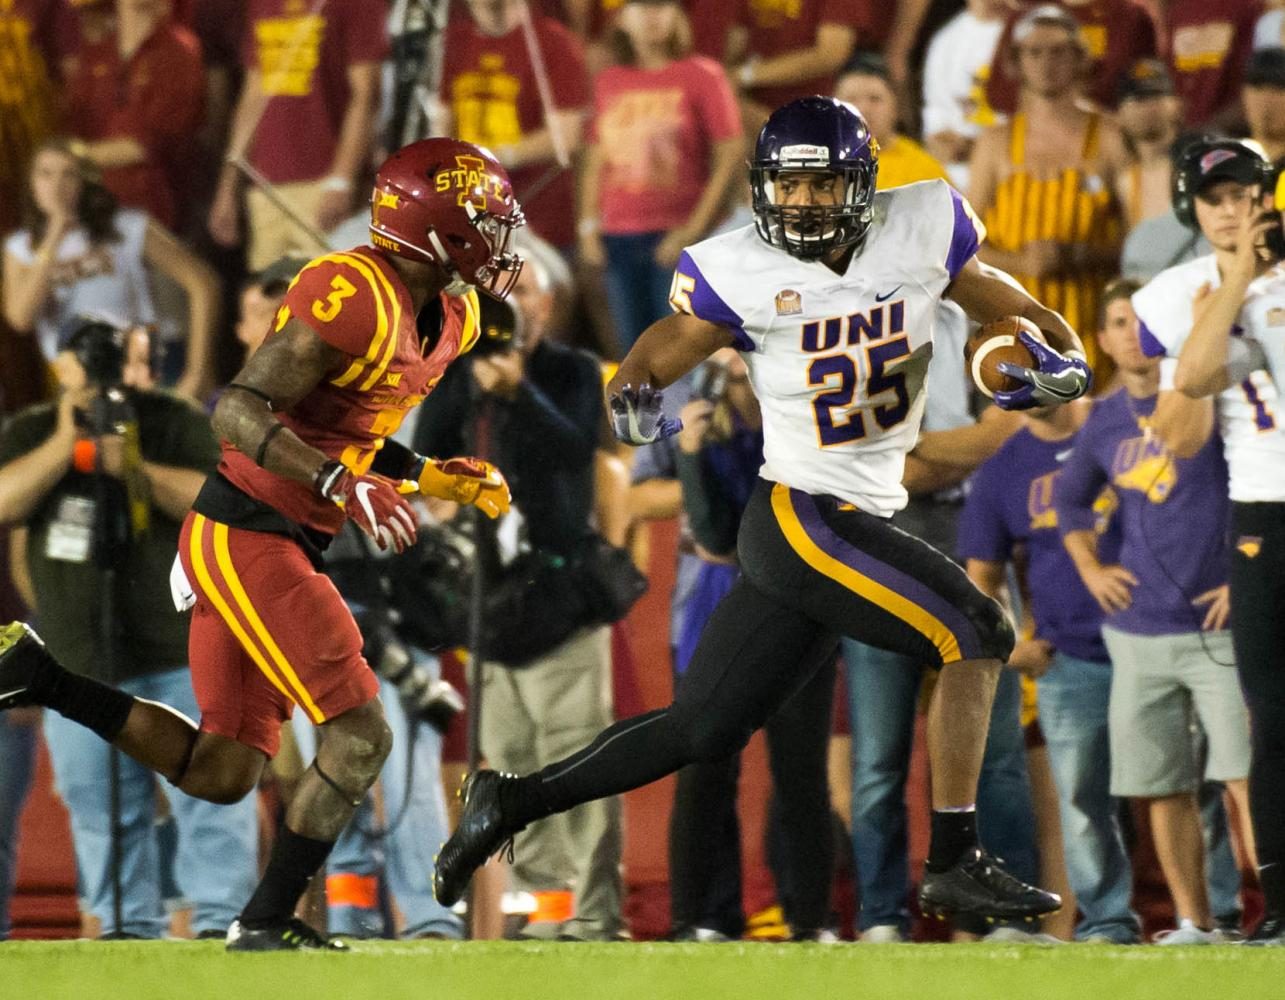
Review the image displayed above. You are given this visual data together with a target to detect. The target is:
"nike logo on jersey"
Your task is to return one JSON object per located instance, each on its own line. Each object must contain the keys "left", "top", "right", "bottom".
{"left": 1055, "top": 449, "right": 1074, "bottom": 462}
{"left": 875, "top": 285, "right": 903, "bottom": 302}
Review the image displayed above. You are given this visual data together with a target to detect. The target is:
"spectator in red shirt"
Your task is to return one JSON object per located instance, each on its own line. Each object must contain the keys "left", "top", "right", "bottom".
{"left": 65, "top": 0, "right": 206, "bottom": 232}
{"left": 440, "top": 0, "right": 589, "bottom": 251}
{"left": 1161, "top": 0, "right": 1263, "bottom": 129}
{"left": 207, "top": 0, "right": 386, "bottom": 271}
{"left": 579, "top": 0, "right": 743, "bottom": 353}
{"left": 725, "top": 0, "right": 859, "bottom": 125}
{"left": 985, "top": 0, "right": 1158, "bottom": 116}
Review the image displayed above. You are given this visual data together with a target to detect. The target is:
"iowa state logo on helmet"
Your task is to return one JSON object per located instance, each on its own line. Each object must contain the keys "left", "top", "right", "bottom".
{"left": 433, "top": 155, "right": 509, "bottom": 212}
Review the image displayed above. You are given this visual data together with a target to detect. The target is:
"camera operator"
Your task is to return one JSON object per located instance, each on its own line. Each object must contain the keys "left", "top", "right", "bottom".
{"left": 412, "top": 252, "right": 625, "bottom": 941}
{"left": 0, "top": 318, "right": 258, "bottom": 939}
{"left": 667, "top": 348, "right": 838, "bottom": 942}
{"left": 1134, "top": 136, "right": 1285, "bottom": 943}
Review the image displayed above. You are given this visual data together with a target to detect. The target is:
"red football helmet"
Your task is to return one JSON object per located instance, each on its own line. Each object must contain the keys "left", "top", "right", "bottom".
{"left": 369, "top": 138, "right": 525, "bottom": 298}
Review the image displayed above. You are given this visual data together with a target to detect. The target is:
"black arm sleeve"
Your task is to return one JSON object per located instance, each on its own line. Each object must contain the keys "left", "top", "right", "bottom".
{"left": 674, "top": 449, "right": 739, "bottom": 557}
{"left": 369, "top": 438, "right": 422, "bottom": 480}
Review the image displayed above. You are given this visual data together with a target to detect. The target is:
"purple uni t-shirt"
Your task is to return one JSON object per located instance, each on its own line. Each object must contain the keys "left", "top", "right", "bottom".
{"left": 958, "top": 427, "right": 1113, "bottom": 663}
{"left": 1053, "top": 389, "right": 1230, "bottom": 636}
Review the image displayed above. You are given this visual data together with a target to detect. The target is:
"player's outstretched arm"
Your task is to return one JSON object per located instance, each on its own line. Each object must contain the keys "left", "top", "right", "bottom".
{"left": 605, "top": 313, "right": 736, "bottom": 445}
{"left": 607, "top": 313, "right": 735, "bottom": 397}
{"left": 212, "top": 316, "right": 343, "bottom": 486}
{"left": 945, "top": 257, "right": 1084, "bottom": 358}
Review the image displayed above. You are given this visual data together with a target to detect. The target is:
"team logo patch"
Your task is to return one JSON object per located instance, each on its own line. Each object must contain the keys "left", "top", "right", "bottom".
{"left": 383, "top": 372, "right": 403, "bottom": 388}
{"left": 1200, "top": 149, "right": 1238, "bottom": 174}
{"left": 1267, "top": 307, "right": 1285, "bottom": 327}
{"left": 376, "top": 191, "right": 400, "bottom": 210}
{"left": 775, "top": 289, "right": 803, "bottom": 315}
{"left": 778, "top": 143, "right": 829, "bottom": 164}
{"left": 1237, "top": 535, "right": 1263, "bottom": 559}
{"left": 433, "top": 154, "right": 507, "bottom": 211}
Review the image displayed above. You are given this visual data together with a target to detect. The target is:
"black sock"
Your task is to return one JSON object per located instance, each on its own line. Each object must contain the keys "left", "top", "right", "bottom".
{"left": 239, "top": 825, "right": 336, "bottom": 927}
{"left": 1260, "top": 862, "right": 1285, "bottom": 916}
{"left": 31, "top": 655, "right": 135, "bottom": 744}
{"left": 500, "top": 773, "right": 553, "bottom": 828}
{"left": 927, "top": 808, "right": 978, "bottom": 872}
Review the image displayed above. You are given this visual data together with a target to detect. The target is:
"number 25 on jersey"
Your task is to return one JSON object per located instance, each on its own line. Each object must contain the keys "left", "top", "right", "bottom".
{"left": 805, "top": 301, "right": 911, "bottom": 447}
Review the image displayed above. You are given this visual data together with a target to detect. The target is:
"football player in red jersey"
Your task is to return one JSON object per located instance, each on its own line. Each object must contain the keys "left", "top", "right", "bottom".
{"left": 0, "top": 138, "right": 523, "bottom": 950}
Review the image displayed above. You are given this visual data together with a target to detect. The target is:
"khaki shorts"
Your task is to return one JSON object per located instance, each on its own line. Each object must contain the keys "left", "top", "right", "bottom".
{"left": 1103, "top": 625, "right": 1251, "bottom": 797}
{"left": 245, "top": 179, "right": 331, "bottom": 272}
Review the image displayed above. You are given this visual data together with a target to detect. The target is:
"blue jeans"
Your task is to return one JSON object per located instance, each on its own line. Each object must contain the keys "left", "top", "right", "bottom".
{"left": 293, "top": 672, "right": 463, "bottom": 939}
{"left": 43, "top": 668, "right": 259, "bottom": 938}
{"left": 602, "top": 232, "right": 675, "bottom": 353}
{"left": 1037, "top": 652, "right": 1140, "bottom": 942}
{"left": 0, "top": 715, "right": 37, "bottom": 940}
{"left": 844, "top": 640, "right": 1037, "bottom": 932}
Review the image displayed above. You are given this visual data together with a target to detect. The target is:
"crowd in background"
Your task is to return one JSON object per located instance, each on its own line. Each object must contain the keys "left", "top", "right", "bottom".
{"left": 0, "top": 0, "right": 1282, "bottom": 946}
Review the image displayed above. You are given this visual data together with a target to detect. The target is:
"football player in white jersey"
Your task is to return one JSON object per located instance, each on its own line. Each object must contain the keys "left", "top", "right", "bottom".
{"left": 436, "top": 97, "right": 1091, "bottom": 923}
{"left": 1140, "top": 136, "right": 1285, "bottom": 945}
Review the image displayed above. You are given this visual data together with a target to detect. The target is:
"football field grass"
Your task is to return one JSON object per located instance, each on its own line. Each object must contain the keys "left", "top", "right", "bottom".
{"left": 3, "top": 940, "right": 1283, "bottom": 1000}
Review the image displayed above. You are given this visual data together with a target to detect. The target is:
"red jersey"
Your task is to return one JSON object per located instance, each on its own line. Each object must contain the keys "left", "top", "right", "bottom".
{"left": 219, "top": 247, "right": 481, "bottom": 534}
{"left": 440, "top": 15, "right": 588, "bottom": 247}
{"left": 735, "top": 0, "right": 862, "bottom": 111}
{"left": 1166, "top": 0, "right": 1261, "bottom": 127}
{"left": 67, "top": 18, "right": 206, "bottom": 228}
{"left": 242, "top": 0, "right": 389, "bottom": 185}
{"left": 984, "top": 0, "right": 1158, "bottom": 115}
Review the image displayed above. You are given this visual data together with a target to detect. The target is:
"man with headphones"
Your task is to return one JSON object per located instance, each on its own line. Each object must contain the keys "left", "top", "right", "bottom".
{"left": 0, "top": 318, "right": 259, "bottom": 939}
{"left": 1132, "top": 136, "right": 1285, "bottom": 944}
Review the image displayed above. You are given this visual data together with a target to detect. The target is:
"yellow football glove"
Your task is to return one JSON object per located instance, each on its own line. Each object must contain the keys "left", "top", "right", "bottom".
{"left": 405, "top": 456, "right": 511, "bottom": 519}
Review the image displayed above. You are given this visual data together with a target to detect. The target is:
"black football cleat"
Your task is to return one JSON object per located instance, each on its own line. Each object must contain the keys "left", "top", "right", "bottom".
{"left": 0, "top": 622, "right": 52, "bottom": 711}
{"left": 225, "top": 917, "right": 349, "bottom": 951}
{"left": 433, "top": 770, "right": 520, "bottom": 907}
{"left": 1244, "top": 914, "right": 1285, "bottom": 946}
{"left": 919, "top": 848, "right": 1062, "bottom": 923}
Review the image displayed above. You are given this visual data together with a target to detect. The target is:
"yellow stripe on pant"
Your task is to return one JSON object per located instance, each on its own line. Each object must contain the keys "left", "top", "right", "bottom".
{"left": 769, "top": 484, "right": 963, "bottom": 664}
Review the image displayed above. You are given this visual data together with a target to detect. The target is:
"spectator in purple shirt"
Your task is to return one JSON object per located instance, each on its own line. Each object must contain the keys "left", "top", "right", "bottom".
{"left": 1055, "top": 279, "right": 1255, "bottom": 945}
{"left": 958, "top": 392, "right": 1141, "bottom": 944}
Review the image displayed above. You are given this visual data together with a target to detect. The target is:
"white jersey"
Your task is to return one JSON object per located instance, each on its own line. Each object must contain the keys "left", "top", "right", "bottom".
{"left": 672, "top": 180, "right": 984, "bottom": 516}
{"left": 1132, "top": 254, "right": 1285, "bottom": 502}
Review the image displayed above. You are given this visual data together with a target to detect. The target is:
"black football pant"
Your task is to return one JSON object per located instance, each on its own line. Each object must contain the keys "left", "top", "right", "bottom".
{"left": 520, "top": 480, "right": 1012, "bottom": 825}
{"left": 668, "top": 656, "right": 836, "bottom": 938}
{"left": 1229, "top": 501, "right": 1285, "bottom": 911}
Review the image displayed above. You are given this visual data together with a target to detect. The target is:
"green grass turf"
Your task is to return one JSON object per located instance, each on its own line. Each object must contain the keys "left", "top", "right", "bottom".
{"left": 3, "top": 940, "right": 1283, "bottom": 1000}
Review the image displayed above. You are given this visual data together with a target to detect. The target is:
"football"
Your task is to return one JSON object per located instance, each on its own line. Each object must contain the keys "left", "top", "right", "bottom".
{"left": 964, "top": 316, "right": 1044, "bottom": 398}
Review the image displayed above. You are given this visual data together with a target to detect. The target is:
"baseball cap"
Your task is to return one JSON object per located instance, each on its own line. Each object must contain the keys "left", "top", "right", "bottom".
{"left": 1117, "top": 58, "right": 1175, "bottom": 103}
{"left": 1012, "top": 4, "right": 1082, "bottom": 46}
{"left": 1187, "top": 139, "right": 1269, "bottom": 194}
{"left": 1245, "top": 47, "right": 1285, "bottom": 89}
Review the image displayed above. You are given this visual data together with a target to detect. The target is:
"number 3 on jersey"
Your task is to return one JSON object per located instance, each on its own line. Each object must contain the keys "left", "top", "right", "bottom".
{"left": 312, "top": 275, "right": 358, "bottom": 324}
{"left": 809, "top": 337, "right": 911, "bottom": 447}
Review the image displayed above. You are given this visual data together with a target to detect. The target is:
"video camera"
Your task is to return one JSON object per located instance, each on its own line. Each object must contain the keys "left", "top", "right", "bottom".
{"left": 65, "top": 319, "right": 135, "bottom": 437}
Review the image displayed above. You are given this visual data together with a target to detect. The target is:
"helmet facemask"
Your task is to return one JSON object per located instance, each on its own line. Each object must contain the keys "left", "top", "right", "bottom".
{"left": 750, "top": 162, "right": 876, "bottom": 260}
{"left": 417, "top": 200, "right": 527, "bottom": 299}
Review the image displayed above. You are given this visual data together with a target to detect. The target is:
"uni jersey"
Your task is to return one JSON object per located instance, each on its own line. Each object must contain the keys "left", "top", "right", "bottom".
{"left": 1131, "top": 254, "right": 1285, "bottom": 503}
{"left": 219, "top": 247, "right": 481, "bottom": 533}
{"left": 671, "top": 180, "right": 984, "bottom": 517}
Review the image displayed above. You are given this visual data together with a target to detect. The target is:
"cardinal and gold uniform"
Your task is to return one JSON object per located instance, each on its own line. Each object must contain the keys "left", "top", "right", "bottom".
{"left": 177, "top": 247, "right": 480, "bottom": 755}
